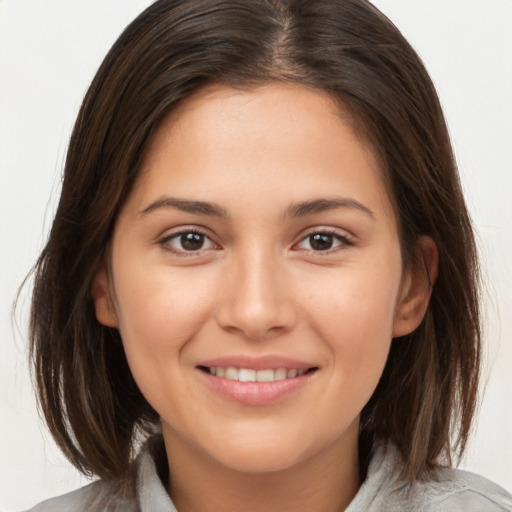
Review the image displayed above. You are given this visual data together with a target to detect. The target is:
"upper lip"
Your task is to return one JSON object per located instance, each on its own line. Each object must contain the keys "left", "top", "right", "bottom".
{"left": 198, "top": 355, "right": 317, "bottom": 371}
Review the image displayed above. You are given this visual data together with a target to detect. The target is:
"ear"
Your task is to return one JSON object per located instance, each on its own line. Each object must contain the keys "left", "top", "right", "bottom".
{"left": 393, "top": 236, "right": 438, "bottom": 337}
{"left": 91, "top": 266, "right": 119, "bottom": 327}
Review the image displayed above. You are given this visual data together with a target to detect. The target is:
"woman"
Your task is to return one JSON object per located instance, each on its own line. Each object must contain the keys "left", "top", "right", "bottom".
{"left": 22, "top": 0, "right": 512, "bottom": 510}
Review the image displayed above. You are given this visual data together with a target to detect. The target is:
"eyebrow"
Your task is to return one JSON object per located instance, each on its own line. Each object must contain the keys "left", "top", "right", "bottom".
{"left": 285, "top": 197, "right": 375, "bottom": 219}
{"left": 140, "top": 195, "right": 374, "bottom": 219}
{"left": 141, "top": 197, "right": 228, "bottom": 217}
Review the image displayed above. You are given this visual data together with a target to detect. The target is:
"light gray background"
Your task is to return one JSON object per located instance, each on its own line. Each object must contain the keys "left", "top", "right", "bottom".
{"left": 1, "top": 1, "right": 511, "bottom": 510}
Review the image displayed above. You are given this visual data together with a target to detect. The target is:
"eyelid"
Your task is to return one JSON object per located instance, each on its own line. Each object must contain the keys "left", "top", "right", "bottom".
{"left": 293, "top": 227, "right": 354, "bottom": 254}
{"left": 158, "top": 226, "right": 220, "bottom": 255}
{"left": 156, "top": 225, "right": 354, "bottom": 256}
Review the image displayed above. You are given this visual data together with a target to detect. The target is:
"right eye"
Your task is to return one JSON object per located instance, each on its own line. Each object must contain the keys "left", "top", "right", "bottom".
{"left": 159, "top": 230, "right": 217, "bottom": 254}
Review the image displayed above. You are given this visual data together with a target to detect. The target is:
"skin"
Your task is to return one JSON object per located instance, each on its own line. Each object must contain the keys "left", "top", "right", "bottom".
{"left": 93, "top": 83, "right": 437, "bottom": 512}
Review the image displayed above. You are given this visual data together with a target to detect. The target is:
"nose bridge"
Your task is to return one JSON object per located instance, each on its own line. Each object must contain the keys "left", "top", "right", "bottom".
{"left": 215, "top": 242, "right": 295, "bottom": 340}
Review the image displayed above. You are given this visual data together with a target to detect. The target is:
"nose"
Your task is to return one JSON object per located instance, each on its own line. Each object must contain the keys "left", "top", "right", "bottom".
{"left": 214, "top": 247, "right": 297, "bottom": 341}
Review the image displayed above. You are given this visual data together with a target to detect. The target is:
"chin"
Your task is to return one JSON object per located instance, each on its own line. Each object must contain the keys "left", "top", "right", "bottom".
{"left": 212, "top": 444, "right": 306, "bottom": 474}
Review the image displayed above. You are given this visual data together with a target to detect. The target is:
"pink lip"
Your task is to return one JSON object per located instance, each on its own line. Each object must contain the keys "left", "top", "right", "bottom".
{"left": 198, "top": 354, "right": 315, "bottom": 371}
{"left": 196, "top": 355, "right": 318, "bottom": 406}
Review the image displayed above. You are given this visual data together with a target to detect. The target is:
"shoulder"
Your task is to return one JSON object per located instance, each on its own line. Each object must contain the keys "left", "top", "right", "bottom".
{"left": 411, "top": 466, "right": 512, "bottom": 512}
{"left": 349, "top": 443, "right": 512, "bottom": 512}
{"left": 23, "top": 474, "right": 138, "bottom": 512}
{"left": 23, "top": 435, "right": 173, "bottom": 512}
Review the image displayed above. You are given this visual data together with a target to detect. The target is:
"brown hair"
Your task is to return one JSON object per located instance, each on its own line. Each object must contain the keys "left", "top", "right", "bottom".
{"left": 28, "top": 0, "right": 480, "bottom": 481}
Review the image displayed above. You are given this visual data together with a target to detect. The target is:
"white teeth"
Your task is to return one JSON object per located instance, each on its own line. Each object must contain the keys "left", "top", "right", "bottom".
{"left": 256, "top": 369, "right": 274, "bottom": 382}
{"left": 225, "top": 367, "right": 238, "bottom": 380}
{"left": 206, "top": 366, "right": 311, "bottom": 382}
{"left": 274, "top": 368, "right": 287, "bottom": 381}
{"left": 238, "top": 369, "right": 256, "bottom": 382}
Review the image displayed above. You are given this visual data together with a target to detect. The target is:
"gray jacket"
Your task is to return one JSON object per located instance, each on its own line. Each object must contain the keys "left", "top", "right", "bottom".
{"left": 25, "top": 436, "right": 512, "bottom": 511}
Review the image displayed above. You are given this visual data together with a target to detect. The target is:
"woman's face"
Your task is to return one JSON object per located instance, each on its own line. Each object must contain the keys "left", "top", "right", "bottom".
{"left": 94, "top": 83, "right": 429, "bottom": 474}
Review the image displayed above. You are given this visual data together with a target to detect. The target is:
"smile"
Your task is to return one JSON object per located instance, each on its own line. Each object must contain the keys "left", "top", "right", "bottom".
{"left": 196, "top": 356, "right": 319, "bottom": 405}
{"left": 201, "top": 366, "right": 311, "bottom": 382}
{"left": 198, "top": 365, "right": 318, "bottom": 406}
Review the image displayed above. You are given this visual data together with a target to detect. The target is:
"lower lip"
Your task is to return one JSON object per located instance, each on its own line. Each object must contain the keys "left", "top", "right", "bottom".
{"left": 198, "top": 369, "right": 316, "bottom": 406}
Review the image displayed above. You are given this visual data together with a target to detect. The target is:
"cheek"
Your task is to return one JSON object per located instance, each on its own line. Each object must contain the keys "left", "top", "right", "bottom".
{"left": 110, "top": 265, "right": 220, "bottom": 419}
{"left": 111, "top": 262, "right": 216, "bottom": 365}
{"left": 302, "top": 259, "right": 401, "bottom": 384}
{"left": 307, "top": 264, "right": 400, "bottom": 337}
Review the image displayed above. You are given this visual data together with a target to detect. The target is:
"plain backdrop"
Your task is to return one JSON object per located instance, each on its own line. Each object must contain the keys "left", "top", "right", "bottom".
{"left": 1, "top": 1, "right": 511, "bottom": 510}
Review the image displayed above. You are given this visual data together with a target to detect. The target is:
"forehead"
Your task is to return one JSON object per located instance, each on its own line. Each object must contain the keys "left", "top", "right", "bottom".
{"left": 143, "top": 83, "right": 372, "bottom": 165}
{"left": 128, "top": 83, "right": 395, "bottom": 224}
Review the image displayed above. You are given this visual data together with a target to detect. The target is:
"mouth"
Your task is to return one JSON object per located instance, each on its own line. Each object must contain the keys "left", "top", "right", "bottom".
{"left": 197, "top": 365, "right": 318, "bottom": 382}
{"left": 196, "top": 355, "right": 319, "bottom": 405}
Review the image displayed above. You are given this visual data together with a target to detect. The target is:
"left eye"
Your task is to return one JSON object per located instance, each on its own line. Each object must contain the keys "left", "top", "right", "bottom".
{"left": 163, "top": 231, "right": 216, "bottom": 252}
{"left": 296, "top": 232, "right": 349, "bottom": 252}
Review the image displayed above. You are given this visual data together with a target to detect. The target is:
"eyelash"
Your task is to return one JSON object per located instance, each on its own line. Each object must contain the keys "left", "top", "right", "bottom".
{"left": 158, "top": 228, "right": 354, "bottom": 256}
{"left": 158, "top": 228, "right": 217, "bottom": 256}
{"left": 297, "top": 229, "right": 354, "bottom": 254}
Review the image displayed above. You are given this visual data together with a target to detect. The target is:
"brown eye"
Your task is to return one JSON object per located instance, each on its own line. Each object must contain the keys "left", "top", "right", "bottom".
{"left": 162, "top": 231, "right": 216, "bottom": 253}
{"left": 296, "top": 231, "right": 352, "bottom": 252}
{"left": 181, "top": 232, "right": 205, "bottom": 251}
{"left": 309, "top": 233, "right": 335, "bottom": 251}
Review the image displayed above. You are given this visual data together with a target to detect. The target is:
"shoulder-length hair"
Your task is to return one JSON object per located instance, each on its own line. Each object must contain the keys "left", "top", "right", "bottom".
{"left": 29, "top": 0, "right": 480, "bottom": 481}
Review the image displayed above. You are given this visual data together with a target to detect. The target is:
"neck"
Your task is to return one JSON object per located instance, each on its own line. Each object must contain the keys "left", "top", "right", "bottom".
{"left": 162, "top": 422, "right": 360, "bottom": 512}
